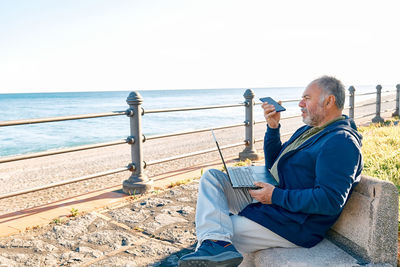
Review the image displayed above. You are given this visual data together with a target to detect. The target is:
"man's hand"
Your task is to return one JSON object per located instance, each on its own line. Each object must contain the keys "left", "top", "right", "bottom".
{"left": 249, "top": 182, "right": 275, "bottom": 204}
{"left": 261, "top": 101, "right": 281, "bottom": 129}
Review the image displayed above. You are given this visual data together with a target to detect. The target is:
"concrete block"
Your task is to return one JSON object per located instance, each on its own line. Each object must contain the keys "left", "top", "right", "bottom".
{"left": 242, "top": 175, "right": 399, "bottom": 266}
{"left": 252, "top": 239, "right": 362, "bottom": 267}
{"left": 240, "top": 253, "right": 255, "bottom": 267}
{"left": 329, "top": 175, "right": 398, "bottom": 266}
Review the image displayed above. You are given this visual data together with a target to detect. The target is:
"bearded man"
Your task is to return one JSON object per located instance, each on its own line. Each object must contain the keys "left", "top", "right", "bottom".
{"left": 179, "top": 76, "right": 363, "bottom": 267}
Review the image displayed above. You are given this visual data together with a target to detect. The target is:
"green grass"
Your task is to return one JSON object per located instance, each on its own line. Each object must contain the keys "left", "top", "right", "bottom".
{"left": 167, "top": 178, "right": 192, "bottom": 188}
{"left": 359, "top": 118, "right": 400, "bottom": 186}
{"left": 233, "top": 158, "right": 253, "bottom": 167}
{"left": 358, "top": 117, "right": 400, "bottom": 228}
{"left": 69, "top": 208, "right": 79, "bottom": 217}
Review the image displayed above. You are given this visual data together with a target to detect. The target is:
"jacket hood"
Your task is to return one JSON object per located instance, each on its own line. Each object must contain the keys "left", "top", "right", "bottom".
{"left": 324, "top": 115, "right": 363, "bottom": 146}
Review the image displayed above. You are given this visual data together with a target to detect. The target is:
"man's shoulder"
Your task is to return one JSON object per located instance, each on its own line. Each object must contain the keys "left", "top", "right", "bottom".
{"left": 317, "top": 128, "right": 362, "bottom": 155}
{"left": 322, "top": 119, "right": 362, "bottom": 144}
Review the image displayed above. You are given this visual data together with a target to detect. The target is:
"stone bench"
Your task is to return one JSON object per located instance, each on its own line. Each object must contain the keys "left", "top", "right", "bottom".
{"left": 240, "top": 175, "right": 399, "bottom": 266}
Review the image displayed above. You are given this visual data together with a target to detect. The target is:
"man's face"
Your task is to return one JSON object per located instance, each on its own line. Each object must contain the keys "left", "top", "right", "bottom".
{"left": 298, "top": 82, "right": 326, "bottom": 126}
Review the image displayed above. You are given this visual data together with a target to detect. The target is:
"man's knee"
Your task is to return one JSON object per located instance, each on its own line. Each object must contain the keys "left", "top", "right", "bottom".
{"left": 201, "top": 169, "right": 227, "bottom": 183}
{"left": 199, "top": 169, "right": 231, "bottom": 191}
{"left": 204, "top": 168, "right": 223, "bottom": 176}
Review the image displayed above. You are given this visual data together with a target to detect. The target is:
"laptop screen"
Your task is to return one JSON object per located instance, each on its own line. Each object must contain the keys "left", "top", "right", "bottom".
{"left": 211, "top": 129, "right": 231, "bottom": 178}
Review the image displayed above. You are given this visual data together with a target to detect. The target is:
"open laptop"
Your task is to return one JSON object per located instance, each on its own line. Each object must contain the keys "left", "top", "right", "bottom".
{"left": 211, "top": 129, "right": 278, "bottom": 189}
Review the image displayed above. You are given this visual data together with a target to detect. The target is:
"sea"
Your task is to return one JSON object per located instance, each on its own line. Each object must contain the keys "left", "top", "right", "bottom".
{"left": 0, "top": 85, "right": 382, "bottom": 157}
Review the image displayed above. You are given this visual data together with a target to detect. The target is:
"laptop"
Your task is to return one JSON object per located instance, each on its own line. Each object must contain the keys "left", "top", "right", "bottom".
{"left": 211, "top": 129, "right": 278, "bottom": 189}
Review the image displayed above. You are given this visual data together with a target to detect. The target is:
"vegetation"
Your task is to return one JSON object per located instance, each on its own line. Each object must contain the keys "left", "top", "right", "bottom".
{"left": 69, "top": 208, "right": 79, "bottom": 217}
{"left": 359, "top": 118, "right": 400, "bottom": 187}
{"left": 167, "top": 178, "right": 192, "bottom": 188}
{"left": 51, "top": 218, "right": 63, "bottom": 225}
{"left": 129, "top": 189, "right": 137, "bottom": 200}
{"left": 233, "top": 158, "right": 253, "bottom": 167}
{"left": 220, "top": 158, "right": 253, "bottom": 172}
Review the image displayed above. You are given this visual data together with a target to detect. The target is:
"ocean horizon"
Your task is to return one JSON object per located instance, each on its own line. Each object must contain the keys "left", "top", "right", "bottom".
{"left": 0, "top": 85, "right": 383, "bottom": 157}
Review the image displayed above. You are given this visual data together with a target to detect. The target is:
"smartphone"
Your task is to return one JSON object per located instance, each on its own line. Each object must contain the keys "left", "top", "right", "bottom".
{"left": 259, "top": 97, "right": 286, "bottom": 112}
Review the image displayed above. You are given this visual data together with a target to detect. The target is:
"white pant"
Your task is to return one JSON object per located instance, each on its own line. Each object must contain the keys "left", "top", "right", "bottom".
{"left": 195, "top": 169, "right": 298, "bottom": 253}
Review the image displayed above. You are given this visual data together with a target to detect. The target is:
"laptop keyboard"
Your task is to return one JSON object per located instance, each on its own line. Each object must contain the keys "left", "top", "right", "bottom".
{"left": 229, "top": 167, "right": 255, "bottom": 187}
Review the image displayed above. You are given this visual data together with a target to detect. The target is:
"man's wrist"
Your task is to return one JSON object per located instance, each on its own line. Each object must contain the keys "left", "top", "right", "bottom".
{"left": 267, "top": 186, "right": 275, "bottom": 204}
{"left": 267, "top": 123, "right": 280, "bottom": 130}
{"left": 268, "top": 123, "right": 279, "bottom": 129}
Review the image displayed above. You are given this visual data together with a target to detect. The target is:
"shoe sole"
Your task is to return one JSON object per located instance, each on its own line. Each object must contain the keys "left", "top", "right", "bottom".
{"left": 178, "top": 257, "right": 243, "bottom": 267}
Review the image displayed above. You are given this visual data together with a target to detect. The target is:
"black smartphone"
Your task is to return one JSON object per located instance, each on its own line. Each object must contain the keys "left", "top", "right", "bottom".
{"left": 259, "top": 97, "right": 286, "bottom": 112}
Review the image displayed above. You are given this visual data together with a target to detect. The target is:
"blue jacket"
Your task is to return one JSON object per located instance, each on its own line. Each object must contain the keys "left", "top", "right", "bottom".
{"left": 239, "top": 116, "right": 363, "bottom": 248}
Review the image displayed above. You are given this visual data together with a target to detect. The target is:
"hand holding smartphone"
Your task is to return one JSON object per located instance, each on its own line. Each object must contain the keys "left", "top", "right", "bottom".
{"left": 259, "top": 97, "right": 286, "bottom": 112}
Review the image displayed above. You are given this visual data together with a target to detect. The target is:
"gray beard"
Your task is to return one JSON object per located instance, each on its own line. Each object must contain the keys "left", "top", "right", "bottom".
{"left": 302, "top": 113, "right": 324, "bottom": 126}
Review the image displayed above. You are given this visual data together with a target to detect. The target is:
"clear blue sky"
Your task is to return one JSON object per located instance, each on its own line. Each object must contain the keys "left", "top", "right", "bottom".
{"left": 0, "top": 0, "right": 398, "bottom": 93}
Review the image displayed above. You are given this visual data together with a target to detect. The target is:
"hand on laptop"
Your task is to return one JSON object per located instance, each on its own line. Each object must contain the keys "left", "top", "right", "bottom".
{"left": 249, "top": 182, "right": 275, "bottom": 204}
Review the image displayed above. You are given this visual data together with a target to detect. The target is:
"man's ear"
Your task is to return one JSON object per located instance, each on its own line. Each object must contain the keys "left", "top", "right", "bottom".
{"left": 326, "top": 95, "right": 336, "bottom": 108}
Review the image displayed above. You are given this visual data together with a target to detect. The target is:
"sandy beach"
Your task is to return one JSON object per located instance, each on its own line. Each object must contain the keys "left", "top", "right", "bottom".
{"left": 0, "top": 94, "right": 396, "bottom": 215}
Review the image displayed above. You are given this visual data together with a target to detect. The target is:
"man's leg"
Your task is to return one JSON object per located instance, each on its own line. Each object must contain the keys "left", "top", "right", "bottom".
{"left": 179, "top": 169, "right": 252, "bottom": 266}
{"left": 195, "top": 168, "right": 253, "bottom": 246}
{"left": 231, "top": 215, "right": 299, "bottom": 253}
{"left": 195, "top": 169, "right": 297, "bottom": 253}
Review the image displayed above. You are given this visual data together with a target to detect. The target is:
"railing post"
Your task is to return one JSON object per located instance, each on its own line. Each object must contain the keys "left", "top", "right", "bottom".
{"left": 372, "top": 85, "right": 384, "bottom": 123}
{"left": 348, "top": 86, "right": 355, "bottom": 119}
{"left": 393, "top": 84, "right": 400, "bottom": 117}
{"left": 123, "top": 91, "right": 152, "bottom": 195}
{"left": 239, "top": 89, "right": 261, "bottom": 161}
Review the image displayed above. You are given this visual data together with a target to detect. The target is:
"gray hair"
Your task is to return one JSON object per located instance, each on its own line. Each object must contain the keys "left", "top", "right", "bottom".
{"left": 313, "top": 76, "right": 345, "bottom": 109}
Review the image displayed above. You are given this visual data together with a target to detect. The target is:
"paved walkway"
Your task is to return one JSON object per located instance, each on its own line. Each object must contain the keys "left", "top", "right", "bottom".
{"left": 0, "top": 160, "right": 233, "bottom": 267}
{"left": 0, "top": 160, "right": 213, "bottom": 238}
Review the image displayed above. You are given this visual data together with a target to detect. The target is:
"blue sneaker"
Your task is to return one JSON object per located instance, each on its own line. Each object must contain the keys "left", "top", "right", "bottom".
{"left": 178, "top": 240, "right": 243, "bottom": 267}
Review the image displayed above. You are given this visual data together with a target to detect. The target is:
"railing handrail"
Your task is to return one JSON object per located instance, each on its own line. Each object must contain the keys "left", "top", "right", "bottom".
{"left": 144, "top": 103, "right": 245, "bottom": 114}
{"left": 146, "top": 122, "right": 246, "bottom": 141}
{"left": 255, "top": 98, "right": 302, "bottom": 104}
{"left": 351, "top": 89, "right": 395, "bottom": 97}
{"left": 146, "top": 141, "right": 247, "bottom": 166}
{"left": 0, "top": 139, "right": 128, "bottom": 164}
{"left": 0, "top": 111, "right": 128, "bottom": 127}
{"left": 0, "top": 103, "right": 246, "bottom": 128}
{"left": 0, "top": 167, "right": 129, "bottom": 200}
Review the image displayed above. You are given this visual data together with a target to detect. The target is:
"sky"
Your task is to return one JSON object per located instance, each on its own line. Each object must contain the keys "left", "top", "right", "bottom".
{"left": 0, "top": 0, "right": 399, "bottom": 93}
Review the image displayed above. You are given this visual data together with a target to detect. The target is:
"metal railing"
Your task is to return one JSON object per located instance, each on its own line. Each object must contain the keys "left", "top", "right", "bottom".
{"left": 0, "top": 111, "right": 127, "bottom": 127}
{"left": 0, "top": 84, "right": 399, "bottom": 199}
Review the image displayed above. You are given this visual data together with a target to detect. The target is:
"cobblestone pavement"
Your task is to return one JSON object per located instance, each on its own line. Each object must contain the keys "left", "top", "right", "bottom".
{"left": 0, "top": 181, "right": 200, "bottom": 267}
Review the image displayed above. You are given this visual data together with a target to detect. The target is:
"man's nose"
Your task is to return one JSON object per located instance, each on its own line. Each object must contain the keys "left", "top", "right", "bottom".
{"left": 299, "top": 99, "right": 305, "bottom": 108}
